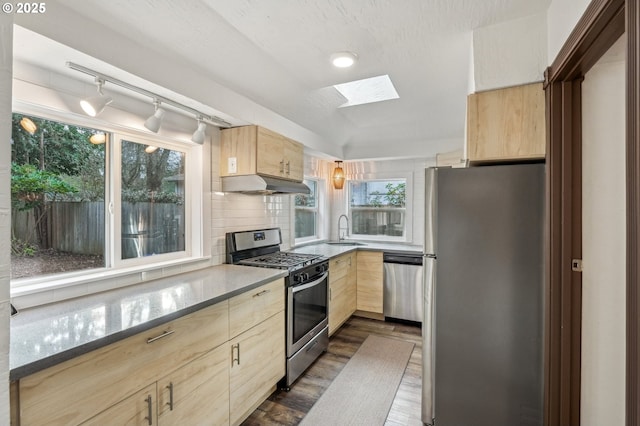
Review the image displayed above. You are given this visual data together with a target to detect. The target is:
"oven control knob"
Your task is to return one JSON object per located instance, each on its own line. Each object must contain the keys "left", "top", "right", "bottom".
{"left": 293, "top": 274, "right": 302, "bottom": 283}
{"left": 302, "top": 273, "right": 309, "bottom": 281}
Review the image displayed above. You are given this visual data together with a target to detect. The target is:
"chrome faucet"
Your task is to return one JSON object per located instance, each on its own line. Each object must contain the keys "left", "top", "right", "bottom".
{"left": 338, "top": 214, "right": 349, "bottom": 240}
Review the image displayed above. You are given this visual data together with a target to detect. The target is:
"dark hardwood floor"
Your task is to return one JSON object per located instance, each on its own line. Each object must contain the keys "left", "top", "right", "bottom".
{"left": 242, "top": 316, "right": 423, "bottom": 426}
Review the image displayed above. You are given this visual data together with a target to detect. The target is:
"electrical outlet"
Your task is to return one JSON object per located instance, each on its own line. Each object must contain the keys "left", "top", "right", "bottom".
{"left": 228, "top": 157, "right": 237, "bottom": 174}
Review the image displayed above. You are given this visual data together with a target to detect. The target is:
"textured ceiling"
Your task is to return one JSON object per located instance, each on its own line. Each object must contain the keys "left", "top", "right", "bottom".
{"left": 16, "top": 0, "right": 552, "bottom": 159}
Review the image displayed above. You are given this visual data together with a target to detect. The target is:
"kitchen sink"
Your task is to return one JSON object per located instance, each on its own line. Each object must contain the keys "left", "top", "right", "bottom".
{"left": 325, "top": 241, "right": 367, "bottom": 246}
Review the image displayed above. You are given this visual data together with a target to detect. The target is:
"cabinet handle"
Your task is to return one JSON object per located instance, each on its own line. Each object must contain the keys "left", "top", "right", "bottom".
{"left": 286, "top": 161, "right": 291, "bottom": 175}
{"left": 145, "top": 395, "right": 153, "bottom": 425}
{"left": 253, "top": 289, "right": 271, "bottom": 298}
{"left": 232, "top": 343, "right": 241, "bottom": 366}
{"left": 280, "top": 160, "right": 285, "bottom": 173}
{"left": 330, "top": 288, "right": 332, "bottom": 300}
{"left": 166, "top": 382, "right": 174, "bottom": 411}
{"left": 146, "top": 330, "right": 174, "bottom": 344}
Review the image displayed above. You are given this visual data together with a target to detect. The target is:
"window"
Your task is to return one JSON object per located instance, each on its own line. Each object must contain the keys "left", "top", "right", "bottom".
{"left": 349, "top": 179, "right": 407, "bottom": 239}
{"left": 11, "top": 113, "right": 106, "bottom": 279}
{"left": 295, "top": 179, "right": 319, "bottom": 241}
{"left": 10, "top": 112, "right": 200, "bottom": 283}
{"left": 120, "top": 140, "right": 186, "bottom": 260}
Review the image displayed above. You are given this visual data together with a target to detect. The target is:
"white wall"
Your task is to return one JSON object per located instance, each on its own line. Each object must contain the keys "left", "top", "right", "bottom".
{"left": 328, "top": 158, "right": 434, "bottom": 245}
{"left": 581, "top": 35, "right": 626, "bottom": 426}
{"left": 472, "top": 12, "right": 547, "bottom": 91}
{"left": 0, "top": 11, "right": 12, "bottom": 426}
{"left": 547, "top": 0, "right": 591, "bottom": 63}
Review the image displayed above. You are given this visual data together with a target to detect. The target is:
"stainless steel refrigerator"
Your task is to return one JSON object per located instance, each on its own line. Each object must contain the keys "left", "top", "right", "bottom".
{"left": 422, "top": 163, "right": 544, "bottom": 426}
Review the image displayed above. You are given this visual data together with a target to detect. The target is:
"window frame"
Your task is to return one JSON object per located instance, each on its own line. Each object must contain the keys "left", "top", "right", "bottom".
{"left": 10, "top": 104, "right": 205, "bottom": 292}
{"left": 294, "top": 177, "right": 324, "bottom": 245}
{"left": 347, "top": 174, "right": 413, "bottom": 243}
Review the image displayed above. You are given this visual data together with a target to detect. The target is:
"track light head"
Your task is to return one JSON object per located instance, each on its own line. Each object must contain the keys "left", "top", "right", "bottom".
{"left": 191, "top": 119, "right": 207, "bottom": 144}
{"left": 144, "top": 99, "right": 165, "bottom": 133}
{"left": 80, "top": 78, "right": 112, "bottom": 117}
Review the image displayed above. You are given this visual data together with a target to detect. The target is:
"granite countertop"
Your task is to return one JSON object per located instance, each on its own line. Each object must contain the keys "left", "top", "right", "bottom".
{"left": 290, "top": 241, "right": 423, "bottom": 258}
{"left": 10, "top": 264, "right": 287, "bottom": 380}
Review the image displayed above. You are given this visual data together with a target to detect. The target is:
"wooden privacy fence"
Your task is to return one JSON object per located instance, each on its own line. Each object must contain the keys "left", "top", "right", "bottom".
{"left": 12, "top": 202, "right": 184, "bottom": 257}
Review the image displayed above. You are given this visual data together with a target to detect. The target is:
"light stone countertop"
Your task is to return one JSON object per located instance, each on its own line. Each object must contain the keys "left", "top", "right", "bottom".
{"left": 10, "top": 264, "right": 287, "bottom": 380}
{"left": 290, "top": 241, "right": 423, "bottom": 258}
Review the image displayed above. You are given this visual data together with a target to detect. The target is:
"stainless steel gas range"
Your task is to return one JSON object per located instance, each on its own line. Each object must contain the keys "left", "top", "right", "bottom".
{"left": 226, "top": 228, "right": 329, "bottom": 389}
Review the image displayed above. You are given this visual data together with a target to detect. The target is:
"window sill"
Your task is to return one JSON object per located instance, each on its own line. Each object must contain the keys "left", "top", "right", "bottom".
{"left": 11, "top": 256, "right": 212, "bottom": 309}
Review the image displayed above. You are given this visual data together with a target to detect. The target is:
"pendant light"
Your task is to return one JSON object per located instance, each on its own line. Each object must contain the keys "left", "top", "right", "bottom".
{"left": 332, "top": 161, "right": 345, "bottom": 189}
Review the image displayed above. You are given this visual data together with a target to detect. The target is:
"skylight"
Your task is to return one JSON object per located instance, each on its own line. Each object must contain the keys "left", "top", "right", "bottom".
{"left": 333, "top": 75, "right": 400, "bottom": 108}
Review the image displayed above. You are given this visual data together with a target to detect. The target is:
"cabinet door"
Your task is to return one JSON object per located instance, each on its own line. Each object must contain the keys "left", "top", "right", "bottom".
{"left": 283, "top": 138, "right": 304, "bottom": 181}
{"left": 158, "top": 345, "right": 229, "bottom": 426}
{"left": 81, "top": 384, "right": 157, "bottom": 426}
{"left": 256, "top": 127, "right": 285, "bottom": 177}
{"left": 346, "top": 253, "right": 357, "bottom": 314}
{"left": 329, "top": 253, "right": 355, "bottom": 335}
{"left": 357, "top": 251, "right": 384, "bottom": 313}
{"left": 229, "top": 311, "right": 285, "bottom": 426}
{"left": 220, "top": 125, "right": 258, "bottom": 176}
{"left": 229, "top": 278, "right": 284, "bottom": 339}
{"left": 466, "top": 82, "right": 545, "bottom": 163}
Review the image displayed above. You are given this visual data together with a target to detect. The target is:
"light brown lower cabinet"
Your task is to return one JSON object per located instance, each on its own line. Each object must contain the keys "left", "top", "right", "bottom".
{"left": 157, "top": 344, "right": 230, "bottom": 425}
{"left": 356, "top": 251, "right": 384, "bottom": 314}
{"left": 14, "top": 279, "right": 286, "bottom": 426}
{"left": 81, "top": 384, "right": 157, "bottom": 426}
{"left": 329, "top": 252, "right": 357, "bottom": 335}
{"left": 229, "top": 311, "right": 285, "bottom": 426}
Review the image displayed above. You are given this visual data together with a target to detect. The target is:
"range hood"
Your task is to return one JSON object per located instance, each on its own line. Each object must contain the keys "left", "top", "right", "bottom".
{"left": 221, "top": 175, "right": 310, "bottom": 194}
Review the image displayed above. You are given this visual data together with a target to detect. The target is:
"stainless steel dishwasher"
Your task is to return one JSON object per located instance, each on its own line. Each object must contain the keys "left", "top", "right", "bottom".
{"left": 383, "top": 252, "right": 424, "bottom": 323}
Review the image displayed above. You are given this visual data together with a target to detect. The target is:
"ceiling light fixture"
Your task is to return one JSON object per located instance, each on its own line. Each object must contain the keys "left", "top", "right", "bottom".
{"left": 332, "top": 161, "right": 345, "bottom": 189}
{"left": 191, "top": 117, "right": 207, "bottom": 145}
{"left": 20, "top": 117, "right": 37, "bottom": 134}
{"left": 143, "top": 98, "right": 165, "bottom": 133}
{"left": 80, "top": 78, "right": 112, "bottom": 117}
{"left": 66, "top": 62, "right": 232, "bottom": 138}
{"left": 331, "top": 51, "right": 358, "bottom": 68}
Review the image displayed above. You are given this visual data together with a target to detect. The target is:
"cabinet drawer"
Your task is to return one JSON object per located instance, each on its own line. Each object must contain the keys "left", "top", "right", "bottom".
{"left": 229, "top": 278, "right": 285, "bottom": 338}
{"left": 20, "top": 301, "right": 229, "bottom": 426}
{"left": 81, "top": 383, "right": 157, "bottom": 426}
{"left": 329, "top": 253, "right": 351, "bottom": 282}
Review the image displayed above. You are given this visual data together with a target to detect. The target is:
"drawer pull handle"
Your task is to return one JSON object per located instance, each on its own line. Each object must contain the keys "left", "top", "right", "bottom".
{"left": 166, "top": 382, "right": 174, "bottom": 411}
{"left": 253, "top": 289, "right": 271, "bottom": 298}
{"left": 286, "top": 161, "right": 291, "bottom": 175}
{"left": 146, "top": 330, "right": 174, "bottom": 344}
{"left": 145, "top": 395, "right": 153, "bottom": 425}
{"left": 280, "top": 160, "right": 285, "bottom": 173}
{"left": 232, "top": 343, "right": 241, "bottom": 366}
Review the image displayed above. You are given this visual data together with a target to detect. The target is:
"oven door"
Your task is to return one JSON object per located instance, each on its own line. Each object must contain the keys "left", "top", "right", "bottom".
{"left": 287, "top": 271, "right": 329, "bottom": 356}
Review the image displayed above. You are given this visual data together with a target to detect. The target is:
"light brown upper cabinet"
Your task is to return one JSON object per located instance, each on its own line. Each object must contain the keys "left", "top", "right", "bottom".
{"left": 466, "top": 82, "right": 545, "bottom": 163}
{"left": 220, "top": 125, "right": 304, "bottom": 182}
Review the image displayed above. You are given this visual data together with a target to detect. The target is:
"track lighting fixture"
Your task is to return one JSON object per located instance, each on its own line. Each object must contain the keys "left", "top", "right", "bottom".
{"left": 80, "top": 78, "right": 112, "bottom": 117}
{"left": 191, "top": 118, "right": 207, "bottom": 144}
{"left": 67, "top": 62, "right": 232, "bottom": 140}
{"left": 144, "top": 99, "right": 165, "bottom": 133}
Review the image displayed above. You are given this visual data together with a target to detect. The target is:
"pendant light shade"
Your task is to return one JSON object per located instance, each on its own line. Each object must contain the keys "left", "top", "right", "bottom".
{"left": 80, "top": 78, "right": 112, "bottom": 117}
{"left": 332, "top": 161, "right": 345, "bottom": 189}
{"left": 144, "top": 99, "right": 165, "bottom": 133}
{"left": 191, "top": 119, "right": 207, "bottom": 144}
{"left": 89, "top": 132, "right": 106, "bottom": 145}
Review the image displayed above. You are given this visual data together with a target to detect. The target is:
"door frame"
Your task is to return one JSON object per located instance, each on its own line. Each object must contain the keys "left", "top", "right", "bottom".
{"left": 544, "top": 0, "right": 638, "bottom": 424}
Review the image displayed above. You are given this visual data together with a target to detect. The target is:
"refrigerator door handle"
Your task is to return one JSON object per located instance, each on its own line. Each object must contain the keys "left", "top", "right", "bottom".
{"left": 422, "top": 255, "right": 436, "bottom": 425}
{"left": 424, "top": 168, "right": 437, "bottom": 255}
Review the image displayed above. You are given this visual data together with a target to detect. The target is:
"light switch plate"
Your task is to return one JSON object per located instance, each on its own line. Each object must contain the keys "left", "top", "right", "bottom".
{"left": 228, "top": 157, "right": 237, "bottom": 174}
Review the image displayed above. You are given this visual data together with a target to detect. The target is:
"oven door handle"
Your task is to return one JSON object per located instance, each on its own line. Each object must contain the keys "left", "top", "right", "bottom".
{"left": 291, "top": 272, "right": 328, "bottom": 293}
